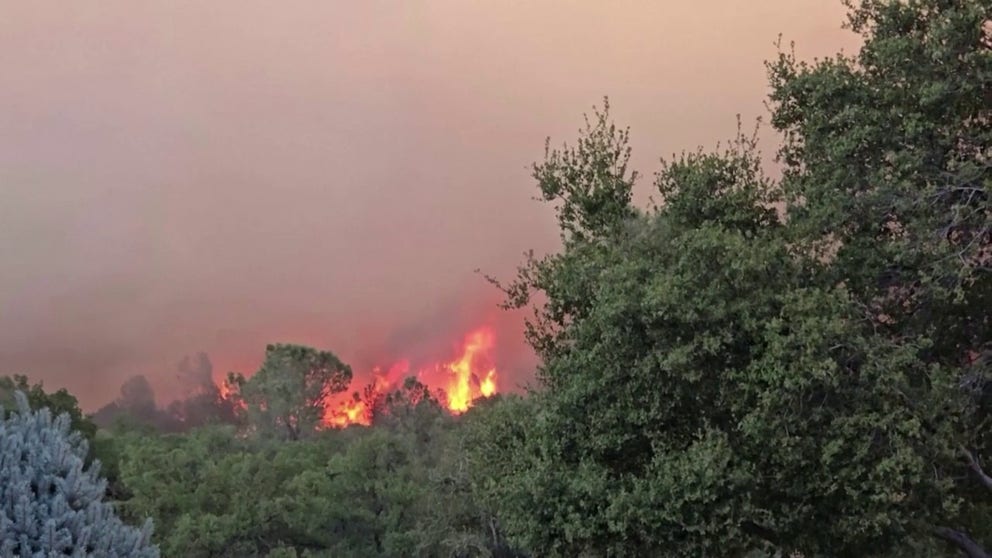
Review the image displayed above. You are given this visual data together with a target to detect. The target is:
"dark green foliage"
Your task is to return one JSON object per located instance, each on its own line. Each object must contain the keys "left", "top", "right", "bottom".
{"left": 115, "top": 425, "right": 344, "bottom": 557}
{"left": 104, "top": 411, "right": 513, "bottom": 557}
{"left": 768, "top": 0, "right": 992, "bottom": 354}
{"left": 766, "top": 0, "right": 992, "bottom": 553}
{"left": 532, "top": 97, "right": 639, "bottom": 244}
{"left": 0, "top": 374, "right": 98, "bottom": 443}
{"left": 226, "top": 343, "right": 352, "bottom": 441}
{"left": 474, "top": 2, "right": 991, "bottom": 556}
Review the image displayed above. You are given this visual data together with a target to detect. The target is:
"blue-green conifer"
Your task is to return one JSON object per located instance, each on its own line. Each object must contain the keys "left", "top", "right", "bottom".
{"left": 0, "top": 391, "right": 159, "bottom": 557}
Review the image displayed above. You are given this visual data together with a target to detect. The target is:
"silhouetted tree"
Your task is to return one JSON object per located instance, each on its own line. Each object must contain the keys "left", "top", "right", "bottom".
{"left": 165, "top": 353, "right": 237, "bottom": 429}
{"left": 226, "top": 343, "right": 352, "bottom": 440}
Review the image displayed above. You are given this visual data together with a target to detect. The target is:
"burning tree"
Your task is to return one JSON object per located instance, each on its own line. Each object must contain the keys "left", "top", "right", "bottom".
{"left": 324, "top": 327, "right": 502, "bottom": 428}
{"left": 225, "top": 343, "right": 352, "bottom": 440}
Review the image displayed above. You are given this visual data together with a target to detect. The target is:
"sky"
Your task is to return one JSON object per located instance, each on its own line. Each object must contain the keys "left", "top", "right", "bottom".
{"left": 0, "top": 1, "right": 860, "bottom": 410}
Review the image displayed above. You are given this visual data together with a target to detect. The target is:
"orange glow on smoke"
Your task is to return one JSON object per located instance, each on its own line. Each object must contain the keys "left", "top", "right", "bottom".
{"left": 321, "top": 327, "right": 500, "bottom": 427}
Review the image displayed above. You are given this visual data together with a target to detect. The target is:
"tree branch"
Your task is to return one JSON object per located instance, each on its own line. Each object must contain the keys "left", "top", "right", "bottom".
{"left": 934, "top": 526, "right": 992, "bottom": 558}
{"left": 741, "top": 520, "right": 781, "bottom": 547}
{"left": 961, "top": 447, "right": 992, "bottom": 492}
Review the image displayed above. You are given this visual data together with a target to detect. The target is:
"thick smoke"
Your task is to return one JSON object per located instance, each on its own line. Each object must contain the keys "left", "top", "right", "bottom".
{"left": 0, "top": 2, "right": 857, "bottom": 411}
{"left": 346, "top": 293, "right": 533, "bottom": 382}
{"left": 91, "top": 353, "right": 236, "bottom": 431}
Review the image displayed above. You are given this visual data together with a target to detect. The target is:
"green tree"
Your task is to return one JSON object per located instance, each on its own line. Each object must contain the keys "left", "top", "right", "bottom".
{"left": 486, "top": 77, "right": 986, "bottom": 556}
{"left": 115, "top": 423, "right": 449, "bottom": 557}
{"left": 489, "top": 112, "right": 799, "bottom": 555}
{"left": 226, "top": 343, "right": 352, "bottom": 440}
{"left": 314, "top": 429, "right": 426, "bottom": 557}
{"left": 769, "top": 0, "right": 991, "bottom": 361}
{"left": 370, "top": 377, "right": 447, "bottom": 434}
{"left": 369, "top": 379, "right": 520, "bottom": 557}
{"left": 459, "top": 395, "right": 536, "bottom": 558}
{"left": 116, "top": 425, "right": 342, "bottom": 557}
{"left": 768, "top": 0, "right": 991, "bottom": 554}
{"left": 0, "top": 373, "right": 98, "bottom": 442}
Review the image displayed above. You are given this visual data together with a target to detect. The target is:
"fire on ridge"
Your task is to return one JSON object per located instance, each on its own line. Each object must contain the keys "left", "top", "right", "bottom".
{"left": 324, "top": 326, "right": 499, "bottom": 427}
{"left": 214, "top": 326, "right": 501, "bottom": 428}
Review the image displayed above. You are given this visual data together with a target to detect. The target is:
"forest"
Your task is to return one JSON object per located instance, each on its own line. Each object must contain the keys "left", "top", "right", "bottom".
{"left": 1, "top": 1, "right": 990, "bottom": 556}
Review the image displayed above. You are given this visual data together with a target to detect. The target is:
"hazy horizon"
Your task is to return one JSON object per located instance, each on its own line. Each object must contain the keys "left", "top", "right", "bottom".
{"left": 0, "top": 1, "right": 859, "bottom": 411}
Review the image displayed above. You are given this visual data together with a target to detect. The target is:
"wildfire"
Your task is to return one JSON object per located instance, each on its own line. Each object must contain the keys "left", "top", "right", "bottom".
{"left": 322, "top": 365, "right": 396, "bottom": 427}
{"left": 442, "top": 328, "right": 497, "bottom": 412}
{"left": 218, "top": 380, "right": 233, "bottom": 400}
{"left": 323, "top": 327, "right": 500, "bottom": 427}
{"left": 215, "top": 326, "right": 502, "bottom": 428}
{"left": 326, "top": 396, "right": 368, "bottom": 428}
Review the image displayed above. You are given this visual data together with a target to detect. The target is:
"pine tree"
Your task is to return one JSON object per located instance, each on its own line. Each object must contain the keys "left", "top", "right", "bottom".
{"left": 0, "top": 391, "right": 159, "bottom": 557}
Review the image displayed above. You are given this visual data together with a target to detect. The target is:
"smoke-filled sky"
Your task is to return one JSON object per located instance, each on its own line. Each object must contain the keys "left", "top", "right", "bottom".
{"left": 0, "top": 1, "right": 858, "bottom": 410}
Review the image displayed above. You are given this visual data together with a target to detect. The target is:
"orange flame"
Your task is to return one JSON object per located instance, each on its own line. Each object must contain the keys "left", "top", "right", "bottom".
{"left": 323, "top": 364, "right": 397, "bottom": 427}
{"left": 325, "top": 396, "right": 369, "bottom": 427}
{"left": 219, "top": 327, "right": 500, "bottom": 429}
{"left": 442, "top": 328, "right": 497, "bottom": 413}
{"left": 218, "top": 380, "right": 233, "bottom": 400}
{"left": 480, "top": 369, "right": 497, "bottom": 398}
{"left": 324, "top": 327, "right": 499, "bottom": 427}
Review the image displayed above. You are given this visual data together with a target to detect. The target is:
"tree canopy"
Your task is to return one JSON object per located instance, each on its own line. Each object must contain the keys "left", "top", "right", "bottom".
{"left": 476, "top": 1, "right": 991, "bottom": 555}
{"left": 226, "top": 343, "right": 352, "bottom": 440}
